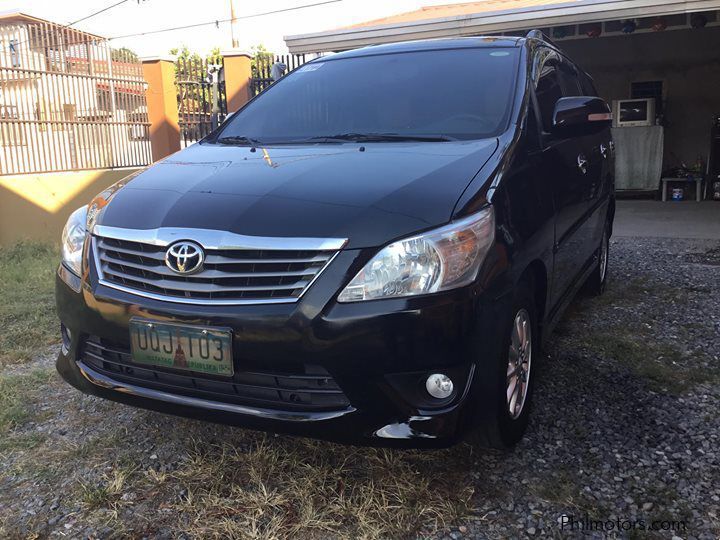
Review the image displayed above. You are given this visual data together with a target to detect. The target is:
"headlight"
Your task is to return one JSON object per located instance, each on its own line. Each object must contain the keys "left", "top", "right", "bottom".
{"left": 338, "top": 207, "right": 495, "bottom": 302}
{"left": 61, "top": 206, "right": 88, "bottom": 277}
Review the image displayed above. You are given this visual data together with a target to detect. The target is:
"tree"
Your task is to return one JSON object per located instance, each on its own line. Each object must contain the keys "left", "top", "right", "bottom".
{"left": 250, "top": 44, "right": 274, "bottom": 78}
{"left": 111, "top": 47, "right": 139, "bottom": 63}
{"left": 170, "top": 45, "right": 202, "bottom": 75}
{"left": 170, "top": 45, "right": 225, "bottom": 125}
{"left": 170, "top": 45, "right": 224, "bottom": 77}
{"left": 206, "top": 47, "right": 222, "bottom": 65}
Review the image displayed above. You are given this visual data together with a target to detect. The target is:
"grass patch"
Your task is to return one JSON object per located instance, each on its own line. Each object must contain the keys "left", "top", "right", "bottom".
{"left": 168, "top": 435, "right": 474, "bottom": 539}
{"left": 0, "top": 432, "right": 47, "bottom": 453}
{"left": 584, "top": 331, "right": 713, "bottom": 393}
{"left": 531, "top": 468, "right": 591, "bottom": 511}
{"left": 578, "top": 278, "right": 689, "bottom": 315}
{"left": 78, "top": 467, "right": 136, "bottom": 510}
{"left": 532, "top": 468, "right": 620, "bottom": 518}
{"left": 0, "top": 242, "right": 60, "bottom": 366}
{"left": 0, "top": 368, "right": 54, "bottom": 431}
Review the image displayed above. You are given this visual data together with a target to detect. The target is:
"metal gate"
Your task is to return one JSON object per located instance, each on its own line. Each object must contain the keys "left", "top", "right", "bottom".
{"left": 176, "top": 57, "right": 228, "bottom": 147}
{"left": 0, "top": 19, "right": 152, "bottom": 175}
{"left": 251, "top": 53, "right": 307, "bottom": 96}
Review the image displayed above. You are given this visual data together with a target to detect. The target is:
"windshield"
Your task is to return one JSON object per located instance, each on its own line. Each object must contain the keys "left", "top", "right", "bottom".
{"left": 212, "top": 47, "right": 520, "bottom": 144}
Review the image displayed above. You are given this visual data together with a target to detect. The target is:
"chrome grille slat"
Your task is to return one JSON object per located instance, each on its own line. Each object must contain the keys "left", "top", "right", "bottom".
{"left": 98, "top": 239, "right": 333, "bottom": 265}
{"left": 101, "top": 265, "right": 311, "bottom": 292}
{"left": 205, "top": 254, "right": 332, "bottom": 265}
{"left": 93, "top": 227, "right": 345, "bottom": 305}
{"left": 99, "top": 253, "right": 322, "bottom": 279}
{"left": 98, "top": 240, "right": 166, "bottom": 260}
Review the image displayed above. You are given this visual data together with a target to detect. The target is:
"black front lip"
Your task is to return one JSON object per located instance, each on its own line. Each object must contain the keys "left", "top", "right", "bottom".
{"left": 55, "top": 253, "right": 508, "bottom": 447}
{"left": 76, "top": 361, "right": 355, "bottom": 422}
{"left": 55, "top": 333, "right": 471, "bottom": 448}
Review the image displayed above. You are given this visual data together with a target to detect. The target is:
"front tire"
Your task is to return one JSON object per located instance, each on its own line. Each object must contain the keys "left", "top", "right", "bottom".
{"left": 475, "top": 282, "right": 537, "bottom": 449}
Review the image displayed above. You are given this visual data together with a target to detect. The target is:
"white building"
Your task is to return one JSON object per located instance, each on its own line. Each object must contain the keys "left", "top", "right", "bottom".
{"left": 0, "top": 12, "right": 151, "bottom": 174}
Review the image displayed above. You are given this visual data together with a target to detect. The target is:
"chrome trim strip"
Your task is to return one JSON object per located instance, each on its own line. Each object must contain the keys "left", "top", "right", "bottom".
{"left": 78, "top": 362, "right": 354, "bottom": 422}
{"left": 101, "top": 265, "right": 310, "bottom": 291}
{"left": 94, "top": 225, "right": 348, "bottom": 252}
{"left": 91, "top": 236, "right": 343, "bottom": 306}
{"left": 99, "top": 252, "right": 324, "bottom": 278}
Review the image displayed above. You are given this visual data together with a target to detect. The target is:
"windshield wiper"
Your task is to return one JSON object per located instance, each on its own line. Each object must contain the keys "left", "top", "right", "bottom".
{"left": 216, "top": 135, "right": 263, "bottom": 146}
{"left": 306, "top": 132, "right": 456, "bottom": 143}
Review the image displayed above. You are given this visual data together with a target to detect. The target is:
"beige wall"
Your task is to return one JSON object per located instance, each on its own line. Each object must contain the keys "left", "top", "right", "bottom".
{"left": 562, "top": 26, "right": 720, "bottom": 170}
{"left": 0, "top": 167, "right": 141, "bottom": 245}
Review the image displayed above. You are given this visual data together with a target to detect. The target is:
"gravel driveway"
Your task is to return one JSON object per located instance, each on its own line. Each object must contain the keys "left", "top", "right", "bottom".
{"left": 1, "top": 236, "right": 719, "bottom": 539}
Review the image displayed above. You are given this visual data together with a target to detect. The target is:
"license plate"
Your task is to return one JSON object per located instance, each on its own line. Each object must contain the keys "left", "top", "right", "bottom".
{"left": 129, "top": 319, "right": 233, "bottom": 377}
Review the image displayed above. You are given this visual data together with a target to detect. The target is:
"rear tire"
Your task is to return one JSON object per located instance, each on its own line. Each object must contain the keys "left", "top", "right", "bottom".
{"left": 585, "top": 225, "right": 610, "bottom": 296}
{"left": 474, "top": 282, "right": 537, "bottom": 449}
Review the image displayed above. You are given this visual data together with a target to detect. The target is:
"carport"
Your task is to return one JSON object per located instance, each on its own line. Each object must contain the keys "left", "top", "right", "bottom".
{"left": 285, "top": 0, "right": 720, "bottom": 200}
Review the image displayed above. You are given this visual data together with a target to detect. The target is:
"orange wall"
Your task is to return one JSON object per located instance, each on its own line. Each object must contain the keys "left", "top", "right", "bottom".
{"left": 142, "top": 59, "right": 181, "bottom": 162}
{"left": 223, "top": 52, "right": 253, "bottom": 113}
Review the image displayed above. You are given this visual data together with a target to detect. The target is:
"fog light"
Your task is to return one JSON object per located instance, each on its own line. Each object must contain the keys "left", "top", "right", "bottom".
{"left": 426, "top": 373, "right": 454, "bottom": 399}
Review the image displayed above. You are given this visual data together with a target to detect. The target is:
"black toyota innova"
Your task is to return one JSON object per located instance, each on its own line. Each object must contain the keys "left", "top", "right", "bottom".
{"left": 55, "top": 31, "right": 615, "bottom": 448}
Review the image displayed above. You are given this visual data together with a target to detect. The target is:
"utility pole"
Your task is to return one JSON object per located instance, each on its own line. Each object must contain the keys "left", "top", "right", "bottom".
{"left": 229, "top": 0, "right": 239, "bottom": 48}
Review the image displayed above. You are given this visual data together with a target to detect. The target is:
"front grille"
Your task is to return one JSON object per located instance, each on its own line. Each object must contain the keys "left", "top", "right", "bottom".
{"left": 92, "top": 228, "right": 343, "bottom": 305}
{"left": 79, "top": 337, "right": 350, "bottom": 412}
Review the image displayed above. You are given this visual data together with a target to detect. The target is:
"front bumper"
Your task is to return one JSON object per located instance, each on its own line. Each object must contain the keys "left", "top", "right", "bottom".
{"left": 55, "top": 248, "right": 511, "bottom": 447}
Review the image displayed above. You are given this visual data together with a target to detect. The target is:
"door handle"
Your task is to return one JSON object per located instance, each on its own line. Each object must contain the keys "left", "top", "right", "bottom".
{"left": 600, "top": 143, "right": 608, "bottom": 159}
{"left": 577, "top": 154, "right": 588, "bottom": 174}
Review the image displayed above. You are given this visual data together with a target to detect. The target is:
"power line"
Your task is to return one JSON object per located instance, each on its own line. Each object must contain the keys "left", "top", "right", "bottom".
{"left": 69, "top": 0, "right": 131, "bottom": 26}
{"left": 109, "top": 0, "right": 342, "bottom": 40}
{"left": 4, "top": 0, "right": 342, "bottom": 52}
{"left": 6, "top": 0, "right": 137, "bottom": 50}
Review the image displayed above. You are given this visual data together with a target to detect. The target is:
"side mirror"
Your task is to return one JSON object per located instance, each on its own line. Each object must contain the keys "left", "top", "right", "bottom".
{"left": 551, "top": 96, "right": 612, "bottom": 135}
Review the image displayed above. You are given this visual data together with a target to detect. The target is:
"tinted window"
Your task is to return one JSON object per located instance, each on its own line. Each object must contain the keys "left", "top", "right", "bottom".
{"left": 580, "top": 72, "right": 598, "bottom": 96}
{"left": 215, "top": 48, "right": 520, "bottom": 142}
{"left": 557, "top": 64, "right": 582, "bottom": 96}
{"left": 535, "top": 65, "right": 562, "bottom": 131}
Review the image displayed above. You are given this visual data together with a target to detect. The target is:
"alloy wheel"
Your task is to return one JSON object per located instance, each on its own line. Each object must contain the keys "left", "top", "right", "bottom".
{"left": 599, "top": 230, "right": 609, "bottom": 284}
{"left": 506, "top": 308, "right": 532, "bottom": 420}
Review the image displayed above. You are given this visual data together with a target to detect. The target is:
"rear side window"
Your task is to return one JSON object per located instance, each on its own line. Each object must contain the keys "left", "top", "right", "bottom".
{"left": 580, "top": 73, "right": 598, "bottom": 96}
{"left": 557, "top": 64, "right": 582, "bottom": 96}
{"left": 534, "top": 65, "right": 562, "bottom": 131}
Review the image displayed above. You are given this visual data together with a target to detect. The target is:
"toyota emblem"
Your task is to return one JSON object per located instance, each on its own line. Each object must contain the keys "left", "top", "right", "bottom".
{"left": 165, "top": 241, "right": 204, "bottom": 275}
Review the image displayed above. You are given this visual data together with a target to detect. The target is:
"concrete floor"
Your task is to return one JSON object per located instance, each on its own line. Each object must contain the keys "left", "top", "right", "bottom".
{"left": 614, "top": 200, "right": 720, "bottom": 240}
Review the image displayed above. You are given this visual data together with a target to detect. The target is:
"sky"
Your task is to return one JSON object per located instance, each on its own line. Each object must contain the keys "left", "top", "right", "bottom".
{"left": 0, "top": 0, "right": 455, "bottom": 56}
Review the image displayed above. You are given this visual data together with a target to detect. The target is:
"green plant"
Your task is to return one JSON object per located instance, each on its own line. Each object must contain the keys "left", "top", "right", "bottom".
{"left": 0, "top": 242, "right": 59, "bottom": 366}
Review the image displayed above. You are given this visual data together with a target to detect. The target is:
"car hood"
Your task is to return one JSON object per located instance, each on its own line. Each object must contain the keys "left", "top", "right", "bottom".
{"left": 97, "top": 139, "right": 498, "bottom": 249}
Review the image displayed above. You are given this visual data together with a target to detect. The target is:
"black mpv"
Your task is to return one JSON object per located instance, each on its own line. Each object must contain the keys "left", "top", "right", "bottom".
{"left": 56, "top": 31, "right": 614, "bottom": 448}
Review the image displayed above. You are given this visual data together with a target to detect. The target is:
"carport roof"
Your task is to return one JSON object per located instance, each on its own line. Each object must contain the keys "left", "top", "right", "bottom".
{"left": 338, "top": 0, "right": 578, "bottom": 30}
{"left": 284, "top": 0, "right": 720, "bottom": 53}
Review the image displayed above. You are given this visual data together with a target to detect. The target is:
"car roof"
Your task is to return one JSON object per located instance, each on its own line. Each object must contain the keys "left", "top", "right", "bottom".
{"left": 319, "top": 36, "right": 525, "bottom": 61}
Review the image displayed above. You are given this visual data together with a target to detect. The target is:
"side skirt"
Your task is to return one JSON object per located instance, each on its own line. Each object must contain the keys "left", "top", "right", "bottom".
{"left": 541, "top": 251, "right": 598, "bottom": 349}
